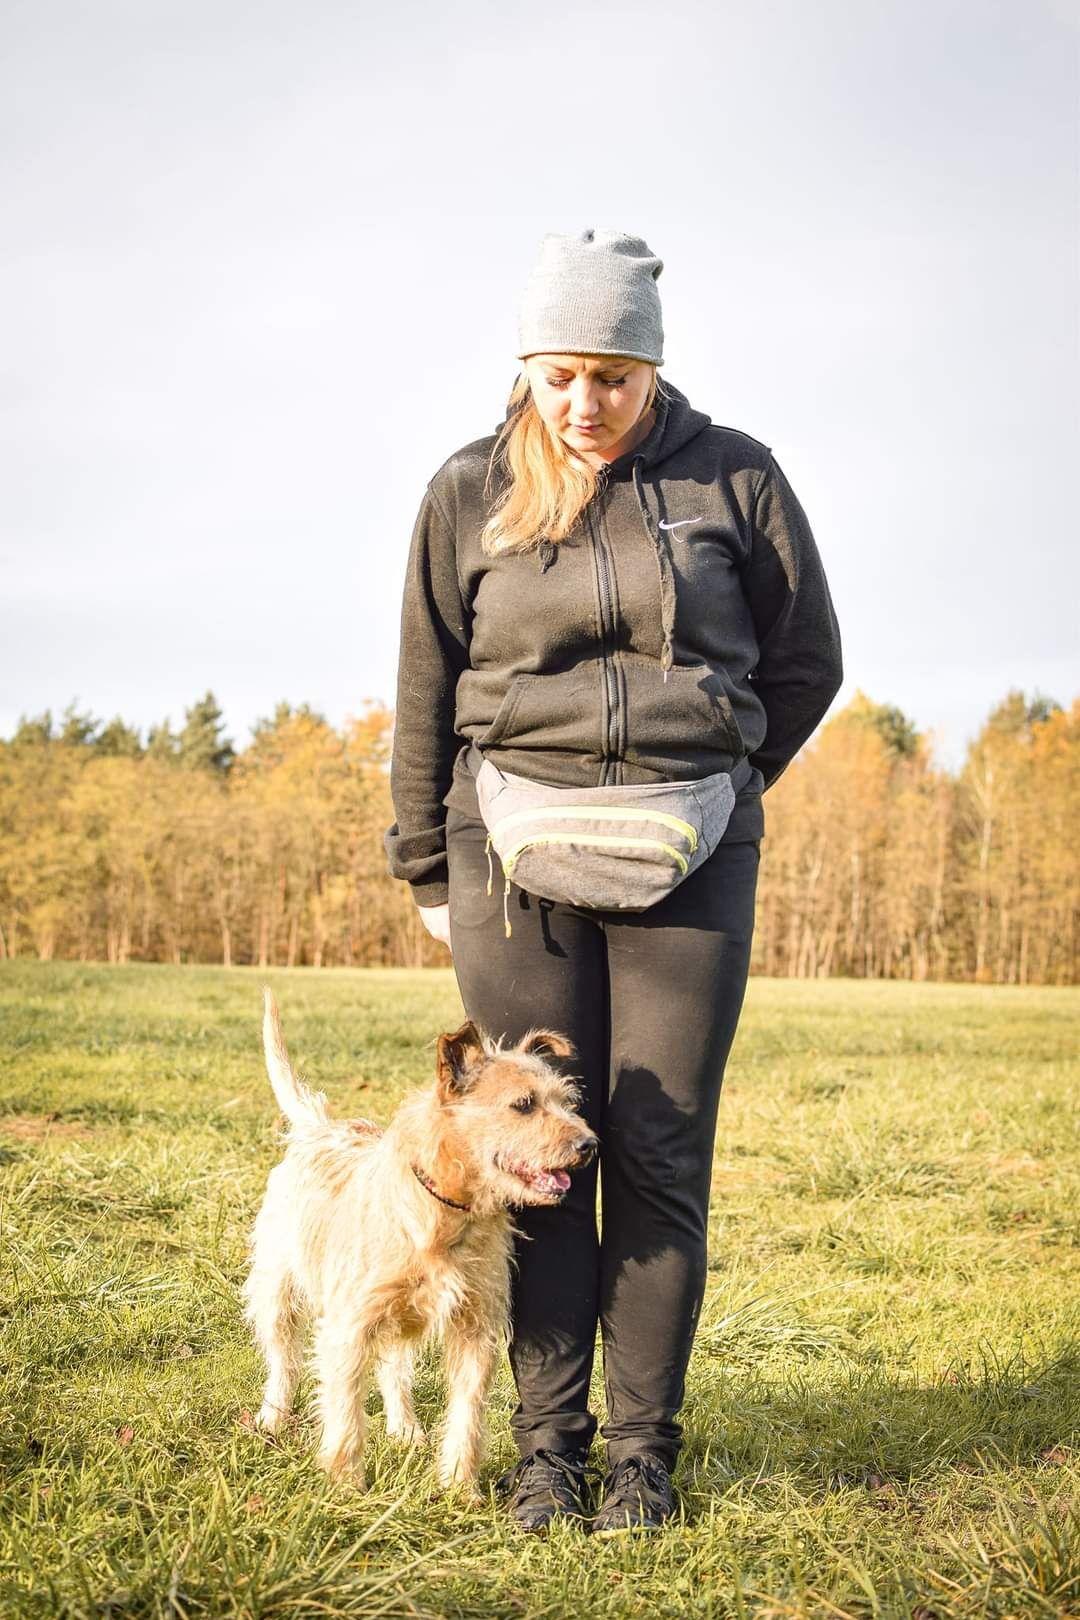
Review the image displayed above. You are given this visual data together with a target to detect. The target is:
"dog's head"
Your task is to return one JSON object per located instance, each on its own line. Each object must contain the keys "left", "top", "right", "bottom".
{"left": 433, "top": 1021, "right": 597, "bottom": 1210}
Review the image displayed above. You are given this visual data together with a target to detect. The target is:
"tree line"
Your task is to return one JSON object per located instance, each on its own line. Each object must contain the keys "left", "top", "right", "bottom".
{"left": 1, "top": 688, "right": 1075, "bottom": 982}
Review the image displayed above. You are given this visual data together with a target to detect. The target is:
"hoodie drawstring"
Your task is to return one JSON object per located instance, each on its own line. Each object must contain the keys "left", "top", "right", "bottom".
{"left": 632, "top": 453, "right": 676, "bottom": 680}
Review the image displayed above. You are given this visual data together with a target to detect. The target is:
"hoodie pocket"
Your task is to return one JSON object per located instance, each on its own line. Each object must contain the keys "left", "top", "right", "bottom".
{"left": 479, "top": 666, "right": 605, "bottom": 760}
{"left": 477, "top": 675, "right": 532, "bottom": 747}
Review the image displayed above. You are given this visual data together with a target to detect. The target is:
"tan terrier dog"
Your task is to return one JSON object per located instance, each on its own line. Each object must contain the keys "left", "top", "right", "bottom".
{"left": 243, "top": 990, "right": 597, "bottom": 1493}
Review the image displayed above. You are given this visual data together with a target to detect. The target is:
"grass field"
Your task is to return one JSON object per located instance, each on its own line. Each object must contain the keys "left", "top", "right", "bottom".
{"left": 0, "top": 963, "right": 1077, "bottom": 1619}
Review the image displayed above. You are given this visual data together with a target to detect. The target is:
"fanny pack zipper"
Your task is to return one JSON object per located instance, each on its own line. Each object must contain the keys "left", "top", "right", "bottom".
{"left": 489, "top": 803, "right": 698, "bottom": 849}
{"left": 484, "top": 829, "right": 691, "bottom": 939}
{"left": 503, "top": 831, "right": 689, "bottom": 878}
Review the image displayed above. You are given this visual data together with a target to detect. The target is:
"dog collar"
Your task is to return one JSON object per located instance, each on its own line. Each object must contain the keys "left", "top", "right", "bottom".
{"left": 411, "top": 1164, "right": 471, "bottom": 1212}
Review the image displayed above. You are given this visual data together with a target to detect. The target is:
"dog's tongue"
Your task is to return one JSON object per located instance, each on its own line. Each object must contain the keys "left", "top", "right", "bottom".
{"left": 533, "top": 1168, "right": 571, "bottom": 1196}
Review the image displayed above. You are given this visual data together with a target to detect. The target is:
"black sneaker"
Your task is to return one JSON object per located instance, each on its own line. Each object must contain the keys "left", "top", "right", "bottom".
{"left": 590, "top": 1451, "right": 676, "bottom": 1535}
{"left": 496, "top": 1447, "right": 591, "bottom": 1534}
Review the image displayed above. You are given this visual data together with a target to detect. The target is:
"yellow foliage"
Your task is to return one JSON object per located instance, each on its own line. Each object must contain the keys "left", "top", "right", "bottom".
{"left": 0, "top": 693, "right": 1075, "bottom": 979}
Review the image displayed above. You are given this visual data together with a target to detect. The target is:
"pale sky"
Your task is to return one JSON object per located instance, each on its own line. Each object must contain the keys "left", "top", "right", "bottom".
{"left": 3, "top": 0, "right": 1077, "bottom": 770}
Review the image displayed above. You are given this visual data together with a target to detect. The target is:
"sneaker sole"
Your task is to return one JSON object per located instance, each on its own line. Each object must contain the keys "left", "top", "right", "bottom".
{"left": 512, "top": 1515, "right": 590, "bottom": 1535}
{"left": 589, "top": 1518, "right": 670, "bottom": 1536}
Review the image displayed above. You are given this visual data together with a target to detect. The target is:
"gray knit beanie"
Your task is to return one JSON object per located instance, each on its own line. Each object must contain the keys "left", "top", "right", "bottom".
{"left": 516, "top": 228, "right": 664, "bottom": 365}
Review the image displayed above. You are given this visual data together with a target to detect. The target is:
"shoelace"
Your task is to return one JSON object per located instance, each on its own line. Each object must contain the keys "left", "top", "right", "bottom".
{"left": 498, "top": 1447, "right": 591, "bottom": 1507}
{"left": 601, "top": 1453, "right": 672, "bottom": 1506}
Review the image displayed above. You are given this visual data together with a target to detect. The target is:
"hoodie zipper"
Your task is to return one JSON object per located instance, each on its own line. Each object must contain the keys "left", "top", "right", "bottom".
{"left": 586, "top": 496, "right": 620, "bottom": 787}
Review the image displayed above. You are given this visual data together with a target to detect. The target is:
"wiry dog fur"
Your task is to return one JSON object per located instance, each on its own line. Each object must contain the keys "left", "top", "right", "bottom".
{"left": 243, "top": 990, "right": 597, "bottom": 1492}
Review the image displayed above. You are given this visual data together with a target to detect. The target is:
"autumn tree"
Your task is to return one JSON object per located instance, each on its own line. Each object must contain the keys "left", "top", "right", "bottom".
{"left": 1, "top": 688, "right": 1075, "bottom": 978}
{"left": 954, "top": 691, "right": 1073, "bottom": 984}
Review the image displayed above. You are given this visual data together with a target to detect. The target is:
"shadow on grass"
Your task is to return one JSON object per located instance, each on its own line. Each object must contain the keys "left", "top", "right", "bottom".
{"left": 678, "top": 1339, "right": 1080, "bottom": 1498}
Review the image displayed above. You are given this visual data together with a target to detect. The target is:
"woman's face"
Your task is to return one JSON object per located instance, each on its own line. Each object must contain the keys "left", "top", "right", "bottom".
{"left": 523, "top": 353, "right": 654, "bottom": 464}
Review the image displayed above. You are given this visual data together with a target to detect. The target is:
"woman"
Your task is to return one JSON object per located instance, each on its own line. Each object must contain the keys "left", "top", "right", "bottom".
{"left": 384, "top": 229, "right": 843, "bottom": 1533}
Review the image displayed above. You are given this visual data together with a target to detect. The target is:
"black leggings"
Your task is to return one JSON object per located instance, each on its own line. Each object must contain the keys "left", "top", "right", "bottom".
{"left": 445, "top": 787, "right": 760, "bottom": 1470}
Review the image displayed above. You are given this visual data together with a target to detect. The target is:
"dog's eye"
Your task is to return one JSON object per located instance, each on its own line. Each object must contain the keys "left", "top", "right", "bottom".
{"left": 510, "top": 1095, "right": 535, "bottom": 1114}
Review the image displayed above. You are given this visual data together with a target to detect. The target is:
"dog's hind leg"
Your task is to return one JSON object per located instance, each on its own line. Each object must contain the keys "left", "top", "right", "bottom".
{"left": 244, "top": 1256, "right": 304, "bottom": 1434}
{"left": 376, "top": 1339, "right": 428, "bottom": 1446}
{"left": 436, "top": 1313, "right": 500, "bottom": 1493}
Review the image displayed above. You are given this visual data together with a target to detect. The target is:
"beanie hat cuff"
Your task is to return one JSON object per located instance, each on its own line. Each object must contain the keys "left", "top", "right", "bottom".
{"left": 517, "top": 341, "right": 665, "bottom": 365}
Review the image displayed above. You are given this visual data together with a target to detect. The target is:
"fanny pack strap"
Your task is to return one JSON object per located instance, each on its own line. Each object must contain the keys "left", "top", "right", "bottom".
{"left": 468, "top": 742, "right": 754, "bottom": 794}
{"left": 729, "top": 753, "right": 753, "bottom": 793}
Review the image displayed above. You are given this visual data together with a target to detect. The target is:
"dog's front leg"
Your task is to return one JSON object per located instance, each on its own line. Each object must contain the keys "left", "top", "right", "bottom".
{"left": 313, "top": 1309, "right": 382, "bottom": 1485}
{"left": 436, "top": 1314, "right": 499, "bottom": 1494}
{"left": 376, "top": 1339, "right": 428, "bottom": 1446}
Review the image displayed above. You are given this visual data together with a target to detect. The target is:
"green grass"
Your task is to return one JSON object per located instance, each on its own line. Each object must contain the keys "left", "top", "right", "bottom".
{"left": 0, "top": 963, "right": 1077, "bottom": 1619}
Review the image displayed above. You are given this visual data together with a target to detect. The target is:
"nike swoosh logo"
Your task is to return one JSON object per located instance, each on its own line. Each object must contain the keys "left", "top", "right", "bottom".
{"left": 657, "top": 517, "right": 702, "bottom": 531}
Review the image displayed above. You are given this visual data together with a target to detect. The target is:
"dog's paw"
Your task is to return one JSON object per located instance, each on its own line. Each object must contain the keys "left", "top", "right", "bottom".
{"left": 254, "top": 1402, "right": 289, "bottom": 1435}
{"left": 386, "top": 1419, "right": 430, "bottom": 1448}
{"left": 441, "top": 1476, "right": 484, "bottom": 1506}
{"left": 319, "top": 1451, "right": 369, "bottom": 1490}
{"left": 436, "top": 1456, "right": 483, "bottom": 1500}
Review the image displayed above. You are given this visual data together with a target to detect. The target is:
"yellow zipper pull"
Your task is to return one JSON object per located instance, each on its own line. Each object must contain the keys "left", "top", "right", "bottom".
{"left": 485, "top": 834, "right": 494, "bottom": 897}
{"left": 503, "top": 876, "right": 512, "bottom": 938}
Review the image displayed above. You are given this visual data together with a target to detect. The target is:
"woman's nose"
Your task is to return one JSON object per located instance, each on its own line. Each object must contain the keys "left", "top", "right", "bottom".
{"left": 570, "top": 384, "right": 599, "bottom": 421}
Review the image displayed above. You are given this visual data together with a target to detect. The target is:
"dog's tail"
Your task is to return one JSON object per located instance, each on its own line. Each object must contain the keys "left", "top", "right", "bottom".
{"left": 262, "top": 988, "right": 330, "bottom": 1131}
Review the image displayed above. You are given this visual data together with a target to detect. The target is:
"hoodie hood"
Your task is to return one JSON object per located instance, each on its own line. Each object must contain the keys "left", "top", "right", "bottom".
{"left": 604, "top": 379, "right": 713, "bottom": 476}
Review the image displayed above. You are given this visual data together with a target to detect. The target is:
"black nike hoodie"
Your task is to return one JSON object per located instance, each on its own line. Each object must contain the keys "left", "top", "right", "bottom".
{"left": 384, "top": 381, "right": 843, "bottom": 906}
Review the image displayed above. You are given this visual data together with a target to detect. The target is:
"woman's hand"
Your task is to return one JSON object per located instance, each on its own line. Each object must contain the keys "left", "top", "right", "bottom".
{"left": 417, "top": 901, "right": 453, "bottom": 953}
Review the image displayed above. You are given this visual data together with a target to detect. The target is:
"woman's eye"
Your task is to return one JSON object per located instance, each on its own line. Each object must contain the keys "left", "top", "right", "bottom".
{"left": 544, "top": 377, "right": 627, "bottom": 390}
{"left": 511, "top": 1096, "right": 535, "bottom": 1114}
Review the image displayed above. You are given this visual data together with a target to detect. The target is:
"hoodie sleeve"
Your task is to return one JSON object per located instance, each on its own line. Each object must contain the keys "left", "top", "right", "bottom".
{"left": 383, "top": 483, "right": 471, "bottom": 906}
{"left": 741, "top": 453, "right": 843, "bottom": 791}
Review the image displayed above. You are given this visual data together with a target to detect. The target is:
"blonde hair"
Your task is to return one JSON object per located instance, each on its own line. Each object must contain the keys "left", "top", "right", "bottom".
{"left": 480, "top": 365, "right": 664, "bottom": 556}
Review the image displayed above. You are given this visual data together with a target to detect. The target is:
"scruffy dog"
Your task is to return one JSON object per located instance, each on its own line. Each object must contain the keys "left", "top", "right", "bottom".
{"left": 243, "top": 990, "right": 597, "bottom": 1493}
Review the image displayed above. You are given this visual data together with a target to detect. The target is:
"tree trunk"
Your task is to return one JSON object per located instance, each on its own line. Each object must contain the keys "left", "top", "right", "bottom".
{"left": 974, "top": 762, "right": 994, "bottom": 981}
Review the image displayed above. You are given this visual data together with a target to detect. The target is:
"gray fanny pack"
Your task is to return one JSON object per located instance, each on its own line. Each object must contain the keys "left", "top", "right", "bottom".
{"left": 473, "top": 749, "right": 752, "bottom": 936}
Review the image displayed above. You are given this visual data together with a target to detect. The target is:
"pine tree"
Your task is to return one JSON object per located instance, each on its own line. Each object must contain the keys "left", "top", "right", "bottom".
{"left": 147, "top": 721, "right": 180, "bottom": 762}
{"left": 984, "top": 688, "right": 1061, "bottom": 740}
{"left": 843, "top": 689, "right": 921, "bottom": 758}
{"left": 95, "top": 718, "right": 143, "bottom": 758}
{"left": 59, "top": 704, "right": 99, "bottom": 748}
{"left": 178, "top": 692, "right": 235, "bottom": 775}
{"left": 11, "top": 712, "right": 54, "bottom": 748}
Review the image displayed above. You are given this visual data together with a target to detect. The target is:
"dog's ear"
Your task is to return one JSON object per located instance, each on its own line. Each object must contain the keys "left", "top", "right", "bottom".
{"left": 436, "top": 1021, "right": 486, "bottom": 1099}
{"left": 521, "top": 1028, "right": 577, "bottom": 1062}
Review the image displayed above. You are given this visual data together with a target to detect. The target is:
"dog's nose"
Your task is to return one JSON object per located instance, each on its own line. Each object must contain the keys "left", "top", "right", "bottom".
{"left": 573, "top": 1135, "right": 599, "bottom": 1163}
